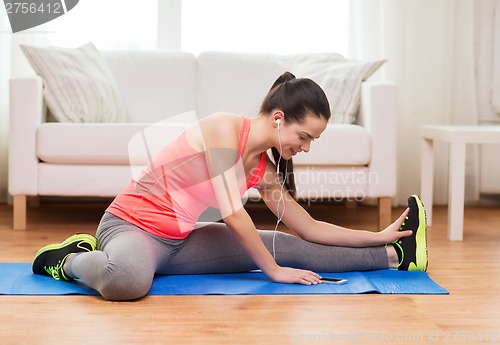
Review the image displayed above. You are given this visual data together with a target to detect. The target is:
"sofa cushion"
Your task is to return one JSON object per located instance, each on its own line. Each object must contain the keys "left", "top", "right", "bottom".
{"left": 20, "top": 42, "right": 128, "bottom": 123}
{"left": 37, "top": 122, "right": 370, "bottom": 166}
{"left": 293, "top": 124, "right": 371, "bottom": 165}
{"left": 102, "top": 51, "right": 197, "bottom": 123}
{"left": 290, "top": 54, "right": 385, "bottom": 124}
{"left": 37, "top": 122, "right": 192, "bottom": 165}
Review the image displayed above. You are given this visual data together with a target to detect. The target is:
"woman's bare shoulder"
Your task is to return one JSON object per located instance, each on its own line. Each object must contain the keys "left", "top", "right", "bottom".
{"left": 186, "top": 113, "right": 243, "bottom": 151}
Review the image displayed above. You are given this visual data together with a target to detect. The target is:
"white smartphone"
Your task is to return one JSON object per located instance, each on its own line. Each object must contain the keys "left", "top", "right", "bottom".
{"left": 321, "top": 277, "right": 348, "bottom": 285}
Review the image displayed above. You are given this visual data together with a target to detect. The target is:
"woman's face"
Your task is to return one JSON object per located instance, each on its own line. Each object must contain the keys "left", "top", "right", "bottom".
{"left": 276, "top": 113, "right": 328, "bottom": 160}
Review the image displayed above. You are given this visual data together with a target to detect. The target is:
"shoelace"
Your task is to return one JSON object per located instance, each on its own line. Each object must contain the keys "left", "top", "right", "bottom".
{"left": 44, "top": 264, "right": 63, "bottom": 280}
{"left": 399, "top": 216, "right": 409, "bottom": 230}
{"left": 398, "top": 216, "right": 409, "bottom": 244}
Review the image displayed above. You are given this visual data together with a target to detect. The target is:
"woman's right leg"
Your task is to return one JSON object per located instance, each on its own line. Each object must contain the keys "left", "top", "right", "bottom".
{"left": 158, "top": 222, "right": 389, "bottom": 275}
{"left": 64, "top": 213, "right": 183, "bottom": 301}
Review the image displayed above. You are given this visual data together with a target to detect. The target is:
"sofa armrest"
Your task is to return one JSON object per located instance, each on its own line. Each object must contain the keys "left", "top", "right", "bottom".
{"left": 8, "top": 76, "right": 45, "bottom": 196}
{"left": 357, "top": 81, "right": 398, "bottom": 198}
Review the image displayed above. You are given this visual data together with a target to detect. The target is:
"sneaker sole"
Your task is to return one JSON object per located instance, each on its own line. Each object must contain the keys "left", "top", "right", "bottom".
{"left": 33, "top": 234, "right": 97, "bottom": 274}
{"left": 411, "top": 194, "right": 428, "bottom": 271}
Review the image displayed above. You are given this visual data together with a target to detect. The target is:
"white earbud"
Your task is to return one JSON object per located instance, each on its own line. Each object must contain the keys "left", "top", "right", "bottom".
{"left": 275, "top": 118, "right": 282, "bottom": 172}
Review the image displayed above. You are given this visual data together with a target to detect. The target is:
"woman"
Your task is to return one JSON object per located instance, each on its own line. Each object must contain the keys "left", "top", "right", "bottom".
{"left": 32, "top": 72, "right": 428, "bottom": 301}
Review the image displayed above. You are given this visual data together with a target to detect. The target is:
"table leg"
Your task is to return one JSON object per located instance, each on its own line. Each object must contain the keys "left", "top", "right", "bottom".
{"left": 420, "top": 138, "right": 434, "bottom": 225}
{"left": 448, "top": 142, "right": 466, "bottom": 241}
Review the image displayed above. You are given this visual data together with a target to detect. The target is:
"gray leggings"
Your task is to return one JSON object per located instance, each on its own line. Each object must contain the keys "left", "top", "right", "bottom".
{"left": 65, "top": 213, "right": 388, "bottom": 301}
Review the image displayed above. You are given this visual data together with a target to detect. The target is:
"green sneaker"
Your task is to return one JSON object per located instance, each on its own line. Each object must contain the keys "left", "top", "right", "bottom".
{"left": 32, "top": 233, "right": 97, "bottom": 281}
{"left": 393, "top": 195, "right": 428, "bottom": 271}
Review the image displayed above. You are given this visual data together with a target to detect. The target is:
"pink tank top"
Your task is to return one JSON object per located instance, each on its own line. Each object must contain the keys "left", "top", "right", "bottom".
{"left": 106, "top": 117, "right": 267, "bottom": 239}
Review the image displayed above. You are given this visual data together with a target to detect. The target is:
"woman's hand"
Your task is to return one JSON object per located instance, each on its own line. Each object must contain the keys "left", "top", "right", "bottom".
{"left": 268, "top": 266, "right": 322, "bottom": 285}
{"left": 378, "top": 208, "right": 413, "bottom": 244}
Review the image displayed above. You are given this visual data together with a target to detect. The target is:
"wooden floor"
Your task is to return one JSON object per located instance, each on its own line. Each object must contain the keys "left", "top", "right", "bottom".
{"left": 1, "top": 200, "right": 499, "bottom": 345}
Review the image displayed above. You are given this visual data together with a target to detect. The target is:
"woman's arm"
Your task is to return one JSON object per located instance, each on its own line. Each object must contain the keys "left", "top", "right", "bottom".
{"left": 258, "top": 159, "right": 411, "bottom": 247}
{"left": 224, "top": 208, "right": 322, "bottom": 285}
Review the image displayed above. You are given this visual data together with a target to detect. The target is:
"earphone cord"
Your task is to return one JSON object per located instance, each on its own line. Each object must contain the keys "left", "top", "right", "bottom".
{"left": 272, "top": 129, "right": 287, "bottom": 259}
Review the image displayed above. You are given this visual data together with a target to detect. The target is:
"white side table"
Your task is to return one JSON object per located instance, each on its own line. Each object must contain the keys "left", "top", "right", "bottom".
{"left": 420, "top": 125, "right": 500, "bottom": 241}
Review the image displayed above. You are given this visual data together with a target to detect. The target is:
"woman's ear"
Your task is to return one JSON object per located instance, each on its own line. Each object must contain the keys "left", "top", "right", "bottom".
{"left": 272, "top": 110, "right": 285, "bottom": 127}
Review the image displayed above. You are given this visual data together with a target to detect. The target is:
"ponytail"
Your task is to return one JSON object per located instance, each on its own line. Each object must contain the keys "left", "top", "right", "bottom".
{"left": 269, "top": 71, "right": 296, "bottom": 90}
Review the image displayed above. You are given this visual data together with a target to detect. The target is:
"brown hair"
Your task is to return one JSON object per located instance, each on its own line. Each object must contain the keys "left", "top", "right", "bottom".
{"left": 260, "top": 71, "right": 331, "bottom": 198}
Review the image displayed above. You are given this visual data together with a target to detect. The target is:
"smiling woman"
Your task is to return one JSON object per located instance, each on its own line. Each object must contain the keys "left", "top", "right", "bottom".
{"left": 29, "top": 69, "right": 426, "bottom": 301}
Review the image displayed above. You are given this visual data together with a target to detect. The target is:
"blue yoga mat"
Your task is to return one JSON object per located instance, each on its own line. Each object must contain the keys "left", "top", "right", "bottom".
{"left": 0, "top": 263, "right": 448, "bottom": 296}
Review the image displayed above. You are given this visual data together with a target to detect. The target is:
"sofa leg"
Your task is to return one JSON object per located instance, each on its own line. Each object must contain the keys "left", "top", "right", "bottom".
{"left": 13, "top": 195, "right": 27, "bottom": 230}
{"left": 378, "top": 197, "right": 392, "bottom": 230}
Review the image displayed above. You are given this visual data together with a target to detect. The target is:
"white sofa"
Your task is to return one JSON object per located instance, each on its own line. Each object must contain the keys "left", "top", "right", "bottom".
{"left": 9, "top": 50, "right": 397, "bottom": 230}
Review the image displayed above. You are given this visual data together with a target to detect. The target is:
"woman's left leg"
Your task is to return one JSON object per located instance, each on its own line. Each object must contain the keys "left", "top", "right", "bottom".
{"left": 157, "top": 222, "right": 389, "bottom": 275}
